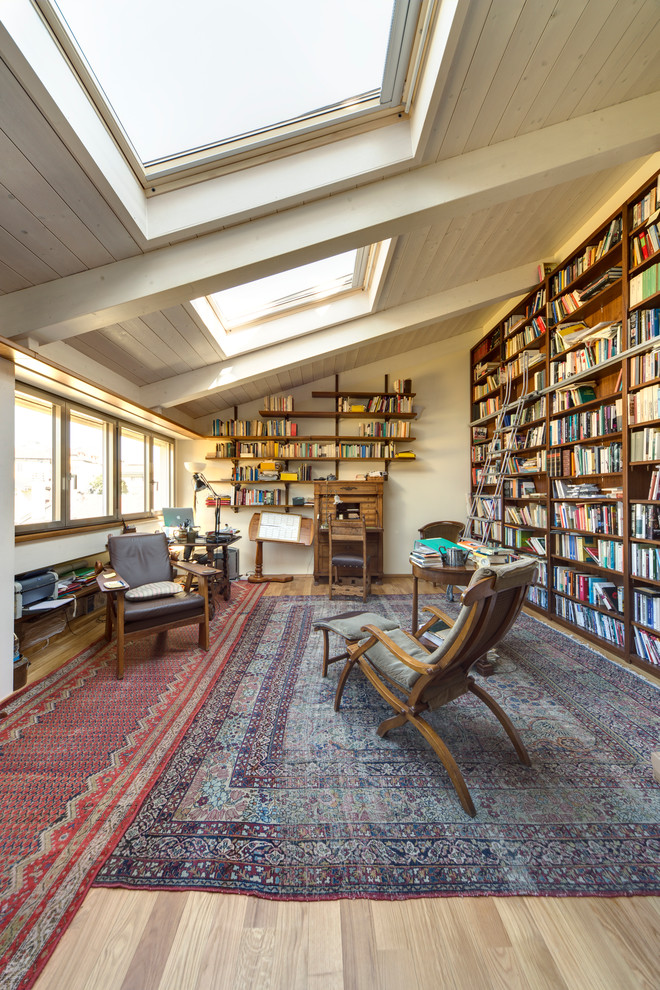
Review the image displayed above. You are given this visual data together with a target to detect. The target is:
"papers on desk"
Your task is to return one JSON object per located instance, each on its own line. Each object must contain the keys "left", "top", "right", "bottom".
{"left": 24, "top": 597, "right": 75, "bottom": 612}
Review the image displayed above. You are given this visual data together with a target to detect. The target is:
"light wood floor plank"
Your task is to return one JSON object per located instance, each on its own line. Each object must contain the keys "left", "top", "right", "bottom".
{"left": 195, "top": 893, "right": 248, "bottom": 990}
{"left": 157, "top": 891, "right": 219, "bottom": 990}
{"left": 307, "top": 899, "right": 343, "bottom": 990}
{"left": 119, "top": 892, "right": 189, "bottom": 990}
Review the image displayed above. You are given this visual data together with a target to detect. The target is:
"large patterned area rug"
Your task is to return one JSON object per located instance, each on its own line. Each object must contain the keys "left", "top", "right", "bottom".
{"left": 0, "top": 581, "right": 265, "bottom": 990}
{"left": 94, "top": 594, "right": 660, "bottom": 901}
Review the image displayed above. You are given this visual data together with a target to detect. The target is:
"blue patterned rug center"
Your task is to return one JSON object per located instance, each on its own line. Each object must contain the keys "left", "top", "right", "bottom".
{"left": 94, "top": 595, "right": 660, "bottom": 898}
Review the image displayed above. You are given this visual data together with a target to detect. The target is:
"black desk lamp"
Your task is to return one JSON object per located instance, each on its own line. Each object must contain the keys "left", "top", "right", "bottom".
{"left": 193, "top": 473, "right": 223, "bottom": 538}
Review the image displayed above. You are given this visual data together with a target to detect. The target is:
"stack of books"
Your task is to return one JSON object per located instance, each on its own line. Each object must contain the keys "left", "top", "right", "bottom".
{"left": 410, "top": 542, "right": 444, "bottom": 566}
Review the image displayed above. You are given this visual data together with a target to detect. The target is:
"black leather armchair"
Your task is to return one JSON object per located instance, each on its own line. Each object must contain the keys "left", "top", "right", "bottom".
{"left": 97, "top": 532, "right": 215, "bottom": 679}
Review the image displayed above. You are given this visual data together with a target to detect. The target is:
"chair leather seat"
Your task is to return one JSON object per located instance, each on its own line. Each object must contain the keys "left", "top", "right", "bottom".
{"left": 124, "top": 591, "right": 204, "bottom": 624}
{"left": 331, "top": 553, "right": 372, "bottom": 568}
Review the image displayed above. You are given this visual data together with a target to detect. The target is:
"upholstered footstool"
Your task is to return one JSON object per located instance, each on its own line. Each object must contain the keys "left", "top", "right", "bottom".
{"left": 314, "top": 610, "right": 400, "bottom": 677}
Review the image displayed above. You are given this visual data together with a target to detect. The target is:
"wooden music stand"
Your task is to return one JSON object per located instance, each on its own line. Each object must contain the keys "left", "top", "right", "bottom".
{"left": 248, "top": 512, "right": 314, "bottom": 583}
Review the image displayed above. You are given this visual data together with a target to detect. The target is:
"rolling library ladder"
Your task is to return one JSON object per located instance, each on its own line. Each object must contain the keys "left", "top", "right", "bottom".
{"left": 465, "top": 355, "right": 535, "bottom": 545}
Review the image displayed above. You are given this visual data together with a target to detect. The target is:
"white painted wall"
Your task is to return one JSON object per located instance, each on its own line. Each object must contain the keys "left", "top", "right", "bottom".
{"left": 178, "top": 331, "right": 480, "bottom": 578}
{"left": 1, "top": 359, "right": 16, "bottom": 701}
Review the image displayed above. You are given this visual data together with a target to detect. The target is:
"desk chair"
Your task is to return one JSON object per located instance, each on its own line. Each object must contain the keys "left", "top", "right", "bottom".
{"left": 328, "top": 514, "right": 371, "bottom": 601}
{"left": 418, "top": 520, "right": 464, "bottom": 600}
{"left": 98, "top": 532, "right": 214, "bottom": 679}
{"left": 418, "top": 520, "right": 463, "bottom": 541}
{"left": 333, "top": 557, "right": 538, "bottom": 817}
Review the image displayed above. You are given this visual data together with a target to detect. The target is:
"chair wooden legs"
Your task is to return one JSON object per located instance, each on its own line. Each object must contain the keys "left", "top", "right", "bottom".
{"left": 469, "top": 679, "right": 531, "bottom": 766}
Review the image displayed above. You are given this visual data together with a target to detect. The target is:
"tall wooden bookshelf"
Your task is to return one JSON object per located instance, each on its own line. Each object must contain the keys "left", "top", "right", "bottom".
{"left": 468, "top": 167, "right": 660, "bottom": 679}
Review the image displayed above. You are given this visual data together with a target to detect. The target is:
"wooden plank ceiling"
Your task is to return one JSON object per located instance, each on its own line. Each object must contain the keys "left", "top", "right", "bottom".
{"left": 1, "top": 0, "right": 659, "bottom": 431}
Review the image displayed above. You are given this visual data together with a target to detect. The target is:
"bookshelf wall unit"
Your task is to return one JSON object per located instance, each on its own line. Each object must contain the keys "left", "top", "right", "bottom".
{"left": 202, "top": 375, "right": 417, "bottom": 514}
{"left": 468, "top": 168, "right": 660, "bottom": 679}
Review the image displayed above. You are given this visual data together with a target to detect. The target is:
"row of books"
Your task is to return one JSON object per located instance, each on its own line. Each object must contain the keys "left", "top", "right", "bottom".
{"left": 553, "top": 565, "right": 622, "bottom": 612}
{"left": 360, "top": 395, "right": 414, "bottom": 413}
{"left": 263, "top": 395, "right": 294, "bottom": 411}
{"left": 233, "top": 488, "right": 286, "bottom": 507}
{"left": 628, "top": 307, "right": 660, "bottom": 345}
{"left": 473, "top": 360, "right": 500, "bottom": 383}
{"left": 355, "top": 421, "right": 411, "bottom": 437}
{"left": 628, "top": 384, "right": 660, "bottom": 423}
{"left": 630, "top": 220, "right": 660, "bottom": 267}
{"left": 549, "top": 218, "right": 622, "bottom": 297}
{"left": 473, "top": 374, "right": 500, "bottom": 399}
{"left": 632, "top": 627, "right": 660, "bottom": 667}
{"left": 631, "top": 185, "right": 658, "bottom": 228}
{"left": 630, "top": 544, "right": 660, "bottom": 580}
{"left": 552, "top": 480, "right": 608, "bottom": 498}
{"left": 553, "top": 532, "right": 623, "bottom": 570}
{"left": 550, "top": 381, "right": 597, "bottom": 410}
{"left": 508, "top": 451, "right": 546, "bottom": 474}
{"left": 472, "top": 329, "right": 500, "bottom": 362}
{"left": 647, "top": 467, "right": 660, "bottom": 499}
{"left": 547, "top": 441, "right": 623, "bottom": 477}
{"left": 553, "top": 500, "right": 622, "bottom": 535}
{"left": 554, "top": 595, "right": 625, "bottom": 646}
{"left": 503, "top": 479, "right": 538, "bottom": 497}
{"left": 629, "top": 348, "right": 660, "bottom": 387}
{"left": 475, "top": 396, "right": 500, "bottom": 418}
{"left": 504, "top": 349, "right": 545, "bottom": 383}
{"left": 550, "top": 268, "right": 621, "bottom": 321}
{"left": 501, "top": 397, "right": 546, "bottom": 425}
{"left": 629, "top": 260, "right": 660, "bottom": 306}
{"left": 504, "top": 503, "right": 547, "bottom": 527}
{"left": 232, "top": 464, "right": 313, "bottom": 481}
{"left": 527, "top": 586, "right": 548, "bottom": 608}
{"left": 630, "top": 426, "right": 660, "bottom": 462}
{"left": 632, "top": 586, "right": 660, "bottom": 630}
{"left": 211, "top": 419, "right": 299, "bottom": 437}
{"left": 504, "top": 316, "right": 547, "bottom": 358}
{"left": 631, "top": 503, "right": 660, "bottom": 540}
{"left": 548, "top": 402, "right": 621, "bottom": 445}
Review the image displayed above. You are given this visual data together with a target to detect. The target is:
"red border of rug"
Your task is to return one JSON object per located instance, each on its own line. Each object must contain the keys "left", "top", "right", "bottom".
{"left": 0, "top": 582, "right": 265, "bottom": 990}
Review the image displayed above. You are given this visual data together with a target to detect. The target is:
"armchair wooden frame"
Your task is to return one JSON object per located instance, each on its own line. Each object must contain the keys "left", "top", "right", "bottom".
{"left": 334, "top": 566, "right": 535, "bottom": 817}
{"left": 97, "top": 534, "right": 217, "bottom": 679}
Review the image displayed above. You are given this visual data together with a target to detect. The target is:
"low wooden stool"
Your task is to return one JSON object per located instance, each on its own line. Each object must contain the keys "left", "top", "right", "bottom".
{"left": 314, "top": 610, "right": 400, "bottom": 678}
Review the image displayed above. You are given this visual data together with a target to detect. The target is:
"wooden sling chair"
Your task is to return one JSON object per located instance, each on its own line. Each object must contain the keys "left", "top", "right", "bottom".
{"left": 333, "top": 557, "right": 538, "bottom": 817}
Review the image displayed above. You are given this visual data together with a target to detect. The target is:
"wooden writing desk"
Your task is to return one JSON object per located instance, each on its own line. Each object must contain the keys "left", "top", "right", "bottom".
{"left": 313, "top": 480, "right": 384, "bottom": 582}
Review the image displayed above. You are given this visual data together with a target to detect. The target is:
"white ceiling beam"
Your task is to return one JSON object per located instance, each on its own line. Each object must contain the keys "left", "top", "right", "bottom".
{"left": 2, "top": 90, "right": 660, "bottom": 347}
{"left": 138, "top": 262, "right": 536, "bottom": 409}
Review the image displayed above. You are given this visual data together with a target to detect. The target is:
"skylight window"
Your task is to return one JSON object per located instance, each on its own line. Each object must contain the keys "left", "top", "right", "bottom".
{"left": 203, "top": 251, "right": 359, "bottom": 330}
{"left": 41, "top": 0, "right": 422, "bottom": 167}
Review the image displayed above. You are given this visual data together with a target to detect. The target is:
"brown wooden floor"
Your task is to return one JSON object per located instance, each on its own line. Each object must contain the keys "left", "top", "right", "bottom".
{"left": 20, "top": 577, "right": 660, "bottom": 990}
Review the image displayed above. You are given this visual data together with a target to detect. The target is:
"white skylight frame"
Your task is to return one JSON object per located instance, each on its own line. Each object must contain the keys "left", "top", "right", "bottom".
{"left": 191, "top": 242, "right": 391, "bottom": 358}
{"left": 33, "top": 0, "right": 425, "bottom": 184}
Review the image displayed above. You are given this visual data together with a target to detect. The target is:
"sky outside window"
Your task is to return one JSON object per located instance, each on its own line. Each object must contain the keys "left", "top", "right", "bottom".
{"left": 51, "top": 0, "right": 395, "bottom": 163}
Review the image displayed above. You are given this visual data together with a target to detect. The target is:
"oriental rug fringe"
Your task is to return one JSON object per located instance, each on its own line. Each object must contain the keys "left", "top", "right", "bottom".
{"left": 0, "top": 581, "right": 265, "bottom": 990}
{"left": 93, "top": 595, "right": 660, "bottom": 902}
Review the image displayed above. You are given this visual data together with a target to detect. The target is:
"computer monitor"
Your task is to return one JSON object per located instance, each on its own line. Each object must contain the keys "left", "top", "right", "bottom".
{"left": 161, "top": 507, "right": 195, "bottom": 530}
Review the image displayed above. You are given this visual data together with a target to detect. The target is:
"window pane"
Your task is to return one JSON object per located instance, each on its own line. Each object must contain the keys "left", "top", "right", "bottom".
{"left": 69, "top": 410, "right": 112, "bottom": 520}
{"left": 120, "top": 428, "right": 147, "bottom": 515}
{"left": 152, "top": 437, "right": 173, "bottom": 511}
{"left": 15, "top": 392, "right": 59, "bottom": 526}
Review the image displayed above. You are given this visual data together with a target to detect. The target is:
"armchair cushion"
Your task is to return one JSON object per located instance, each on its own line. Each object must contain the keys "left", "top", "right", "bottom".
{"left": 123, "top": 591, "right": 204, "bottom": 628}
{"left": 314, "top": 611, "right": 399, "bottom": 642}
{"left": 125, "top": 580, "right": 182, "bottom": 601}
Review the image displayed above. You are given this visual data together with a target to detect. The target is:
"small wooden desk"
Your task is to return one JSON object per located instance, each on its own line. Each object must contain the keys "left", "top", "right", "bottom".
{"left": 169, "top": 536, "right": 240, "bottom": 601}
